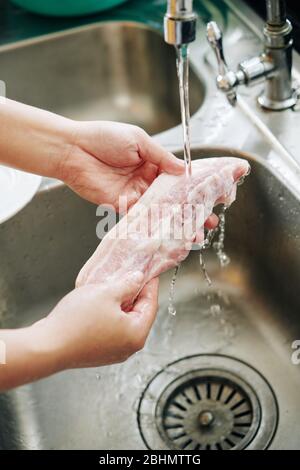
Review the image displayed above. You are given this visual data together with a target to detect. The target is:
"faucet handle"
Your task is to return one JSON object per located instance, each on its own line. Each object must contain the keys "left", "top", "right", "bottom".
{"left": 206, "top": 21, "right": 227, "bottom": 75}
{"left": 206, "top": 21, "right": 238, "bottom": 106}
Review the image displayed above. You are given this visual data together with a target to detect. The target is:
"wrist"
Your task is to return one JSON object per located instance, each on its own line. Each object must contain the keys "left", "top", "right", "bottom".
{"left": 27, "top": 319, "right": 66, "bottom": 376}
{"left": 0, "top": 322, "right": 63, "bottom": 390}
{"left": 53, "top": 119, "right": 85, "bottom": 184}
{"left": 45, "top": 117, "right": 80, "bottom": 182}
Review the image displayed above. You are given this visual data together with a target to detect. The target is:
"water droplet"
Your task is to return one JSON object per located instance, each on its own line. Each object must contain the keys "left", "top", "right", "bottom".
{"left": 168, "top": 265, "right": 180, "bottom": 315}
{"left": 210, "top": 304, "right": 221, "bottom": 316}
{"left": 213, "top": 206, "right": 231, "bottom": 268}
{"left": 199, "top": 251, "right": 212, "bottom": 286}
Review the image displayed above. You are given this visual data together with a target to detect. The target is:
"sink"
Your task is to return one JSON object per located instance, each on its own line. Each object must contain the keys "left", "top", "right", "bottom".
{"left": 0, "top": 21, "right": 204, "bottom": 135}
{"left": 0, "top": 146, "right": 299, "bottom": 450}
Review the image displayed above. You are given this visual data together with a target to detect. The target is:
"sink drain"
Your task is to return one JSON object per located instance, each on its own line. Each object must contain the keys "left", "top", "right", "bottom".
{"left": 137, "top": 355, "right": 278, "bottom": 450}
{"left": 157, "top": 371, "right": 257, "bottom": 450}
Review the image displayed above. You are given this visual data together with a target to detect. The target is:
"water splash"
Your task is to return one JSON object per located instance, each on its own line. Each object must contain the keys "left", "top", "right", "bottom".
{"left": 210, "top": 303, "right": 221, "bottom": 316}
{"left": 213, "top": 205, "right": 230, "bottom": 267}
{"left": 199, "top": 251, "right": 212, "bottom": 286}
{"left": 176, "top": 44, "right": 192, "bottom": 178}
{"left": 199, "top": 229, "right": 215, "bottom": 286}
{"left": 208, "top": 292, "right": 235, "bottom": 340}
{"left": 168, "top": 264, "right": 180, "bottom": 315}
{"left": 198, "top": 205, "right": 231, "bottom": 284}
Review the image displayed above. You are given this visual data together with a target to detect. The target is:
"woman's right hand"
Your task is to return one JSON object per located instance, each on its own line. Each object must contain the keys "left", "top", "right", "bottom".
{"left": 0, "top": 272, "right": 158, "bottom": 391}
{"left": 39, "top": 272, "right": 159, "bottom": 369}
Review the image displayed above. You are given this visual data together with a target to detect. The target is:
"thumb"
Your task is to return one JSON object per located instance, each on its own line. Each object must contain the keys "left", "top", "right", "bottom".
{"left": 115, "top": 271, "right": 144, "bottom": 303}
{"left": 139, "top": 133, "right": 184, "bottom": 175}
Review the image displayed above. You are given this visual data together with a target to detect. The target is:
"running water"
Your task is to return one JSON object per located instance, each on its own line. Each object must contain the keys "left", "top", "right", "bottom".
{"left": 168, "top": 264, "right": 180, "bottom": 316}
{"left": 212, "top": 205, "right": 230, "bottom": 267}
{"left": 199, "top": 205, "right": 231, "bottom": 284}
{"left": 167, "top": 44, "right": 192, "bottom": 315}
{"left": 199, "top": 252, "right": 212, "bottom": 286}
{"left": 199, "top": 229, "right": 216, "bottom": 286}
{"left": 176, "top": 44, "right": 192, "bottom": 178}
{"left": 168, "top": 48, "right": 231, "bottom": 313}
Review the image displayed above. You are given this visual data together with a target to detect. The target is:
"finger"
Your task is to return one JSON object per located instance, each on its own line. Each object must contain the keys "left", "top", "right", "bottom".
{"left": 139, "top": 133, "right": 184, "bottom": 175}
{"left": 115, "top": 271, "right": 144, "bottom": 303}
{"left": 205, "top": 213, "right": 219, "bottom": 229}
{"left": 123, "top": 162, "right": 158, "bottom": 208}
{"left": 136, "top": 161, "right": 159, "bottom": 185}
{"left": 129, "top": 278, "right": 159, "bottom": 334}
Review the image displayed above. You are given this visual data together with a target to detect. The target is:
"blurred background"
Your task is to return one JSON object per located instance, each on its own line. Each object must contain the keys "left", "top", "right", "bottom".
{"left": 0, "top": 0, "right": 299, "bottom": 50}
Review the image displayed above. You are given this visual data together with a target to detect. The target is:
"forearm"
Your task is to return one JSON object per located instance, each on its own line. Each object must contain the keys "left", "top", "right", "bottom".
{"left": 0, "top": 322, "right": 62, "bottom": 391}
{"left": 0, "top": 98, "right": 76, "bottom": 179}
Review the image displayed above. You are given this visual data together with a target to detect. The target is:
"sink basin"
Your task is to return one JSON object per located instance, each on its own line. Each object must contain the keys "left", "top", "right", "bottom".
{"left": 0, "top": 147, "right": 299, "bottom": 449}
{"left": 0, "top": 22, "right": 204, "bottom": 135}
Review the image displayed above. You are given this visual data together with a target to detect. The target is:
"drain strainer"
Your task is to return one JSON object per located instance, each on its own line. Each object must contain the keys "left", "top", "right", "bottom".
{"left": 137, "top": 355, "right": 278, "bottom": 450}
{"left": 157, "top": 370, "right": 258, "bottom": 450}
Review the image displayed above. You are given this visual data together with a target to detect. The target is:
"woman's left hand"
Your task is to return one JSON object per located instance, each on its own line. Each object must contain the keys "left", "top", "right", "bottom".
{"left": 59, "top": 121, "right": 184, "bottom": 210}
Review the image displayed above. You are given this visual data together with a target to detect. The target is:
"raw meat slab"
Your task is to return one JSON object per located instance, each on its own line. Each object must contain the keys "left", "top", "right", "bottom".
{"left": 76, "top": 157, "right": 250, "bottom": 297}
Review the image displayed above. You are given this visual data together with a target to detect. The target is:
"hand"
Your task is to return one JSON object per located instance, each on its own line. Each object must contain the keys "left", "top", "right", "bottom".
{"left": 0, "top": 100, "right": 217, "bottom": 227}
{"left": 59, "top": 121, "right": 184, "bottom": 210}
{"left": 40, "top": 271, "right": 159, "bottom": 369}
{"left": 0, "top": 272, "right": 158, "bottom": 390}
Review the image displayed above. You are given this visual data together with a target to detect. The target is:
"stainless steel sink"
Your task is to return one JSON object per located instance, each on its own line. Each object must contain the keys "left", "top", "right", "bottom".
{"left": 0, "top": 146, "right": 299, "bottom": 450}
{"left": 1, "top": 0, "right": 300, "bottom": 450}
{"left": 0, "top": 21, "right": 204, "bottom": 135}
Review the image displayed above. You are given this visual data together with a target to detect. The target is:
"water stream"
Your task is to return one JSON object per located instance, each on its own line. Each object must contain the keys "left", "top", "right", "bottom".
{"left": 168, "top": 46, "right": 231, "bottom": 315}
{"left": 176, "top": 44, "right": 192, "bottom": 178}
{"left": 167, "top": 44, "right": 193, "bottom": 315}
{"left": 168, "top": 264, "right": 180, "bottom": 316}
{"left": 199, "top": 205, "right": 231, "bottom": 286}
{"left": 199, "top": 228, "right": 216, "bottom": 286}
{"left": 212, "top": 205, "right": 230, "bottom": 268}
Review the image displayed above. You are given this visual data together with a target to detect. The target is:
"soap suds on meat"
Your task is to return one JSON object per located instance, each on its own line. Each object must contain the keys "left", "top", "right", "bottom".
{"left": 76, "top": 157, "right": 250, "bottom": 302}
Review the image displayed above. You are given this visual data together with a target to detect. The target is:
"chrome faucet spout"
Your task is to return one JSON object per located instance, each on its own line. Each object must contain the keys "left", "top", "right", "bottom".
{"left": 164, "top": 0, "right": 197, "bottom": 46}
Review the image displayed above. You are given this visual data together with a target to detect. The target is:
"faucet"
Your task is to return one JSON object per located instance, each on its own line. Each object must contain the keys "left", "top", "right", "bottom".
{"left": 164, "top": 0, "right": 197, "bottom": 46}
{"left": 206, "top": 0, "right": 298, "bottom": 110}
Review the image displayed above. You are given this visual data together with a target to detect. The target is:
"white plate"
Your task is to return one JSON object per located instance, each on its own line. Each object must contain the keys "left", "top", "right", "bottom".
{"left": 0, "top": 166, "right": 41, "bottom": 224}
